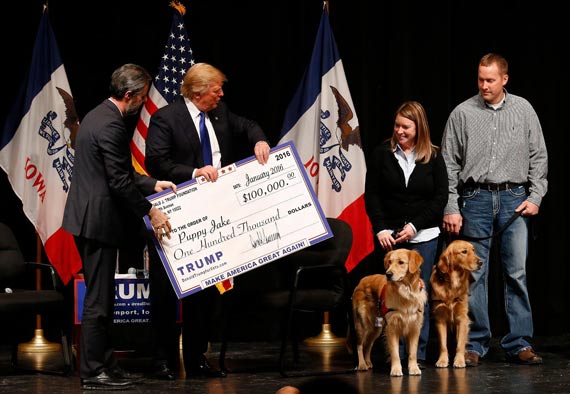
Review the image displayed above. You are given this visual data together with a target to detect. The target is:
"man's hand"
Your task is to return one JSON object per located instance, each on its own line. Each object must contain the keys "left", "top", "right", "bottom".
{"left": 154, "top": 180, "right": 177, "bottom": 193}
{"left": 254, "top": 141, "right": 270, "bottom": 165}
{"left": 443, "top": 213, "right": 463, "bottom": 235}
{"left": 195, "top": 165, "right": 219, "bottom": 182}
{"left": 516, "top": 201, "right": 539, "bottom": 216}
{"left": 149, "top": 206, "right": 172, "bottom": 240}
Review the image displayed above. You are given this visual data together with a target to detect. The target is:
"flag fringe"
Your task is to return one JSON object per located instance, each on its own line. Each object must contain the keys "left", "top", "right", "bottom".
{"left": 169, "top": 1, "right": 186, "bottom": 16}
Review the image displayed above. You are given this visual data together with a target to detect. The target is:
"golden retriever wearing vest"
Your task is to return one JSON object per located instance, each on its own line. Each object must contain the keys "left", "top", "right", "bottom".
{"left": 351, "top": 248, "right": 427, "bottom": 376}
{"left": 430, "top": 240, "right": 482, "bottom": 368}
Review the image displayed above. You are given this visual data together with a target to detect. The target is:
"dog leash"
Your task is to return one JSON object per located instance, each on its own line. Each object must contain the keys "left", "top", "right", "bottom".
{"left": 459, "top": 211, "right": 522, "bottom": 241}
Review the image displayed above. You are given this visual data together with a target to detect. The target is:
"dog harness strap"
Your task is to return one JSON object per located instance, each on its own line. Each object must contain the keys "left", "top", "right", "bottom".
{"left": 379, "top": 286, "right": 393, "bottom": 316}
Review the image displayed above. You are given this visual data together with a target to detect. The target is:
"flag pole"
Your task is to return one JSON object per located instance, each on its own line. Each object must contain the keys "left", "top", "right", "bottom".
{"left": 303, "top": 1, "right": 346, "bottom": 348}
{"left": 304, "top": 311, "right": 345, "bottom": 347}
{"left": 18, "top": 234, "right": 61, "bottom": 355}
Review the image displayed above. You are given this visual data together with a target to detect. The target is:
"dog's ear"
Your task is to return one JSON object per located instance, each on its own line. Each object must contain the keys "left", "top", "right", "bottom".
{"left": 384, "top": 251, "right": 393, "bottom": 270}
{"left": 408, "top": 249, "right": 423, "bottom": 274}
{"left": 437, "top": 248, "right": 451, "bottom": 274}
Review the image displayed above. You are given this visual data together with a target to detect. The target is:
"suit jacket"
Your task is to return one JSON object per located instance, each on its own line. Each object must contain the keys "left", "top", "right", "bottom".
{"left": 145, "top": 96, "right": 268, "bottom": 184}
{"left": 63, "top": 99, "right": 156, "bottom": 246}
{"left": 364, "top": 141, "right": 448, "bottom": 234}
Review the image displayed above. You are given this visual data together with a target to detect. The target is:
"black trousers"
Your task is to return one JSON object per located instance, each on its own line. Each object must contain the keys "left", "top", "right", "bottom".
{"left": 148, "top": 239, "right": 223, "bottom": 369}
{"left": 75, "top": 236, "right": 119, "bottom": 378}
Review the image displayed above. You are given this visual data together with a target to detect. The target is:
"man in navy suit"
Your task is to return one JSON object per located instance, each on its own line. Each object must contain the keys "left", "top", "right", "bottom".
{"left": 63, "top": 63, "right": 176, "bottom": 390}
{"left": 145, "top": 62, "right": 270, "bottom": 379}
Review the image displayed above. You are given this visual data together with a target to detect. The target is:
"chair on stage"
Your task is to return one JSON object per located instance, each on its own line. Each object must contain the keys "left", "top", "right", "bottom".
{"left": 219, "top": 217, "right": 357, "bottom": 377}
{"left": 0, "top": 222, "right": 73, "bottom": 375}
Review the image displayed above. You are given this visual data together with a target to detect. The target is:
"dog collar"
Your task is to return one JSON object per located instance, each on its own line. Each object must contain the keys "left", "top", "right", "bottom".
{"left": 435, "top": 264, "right": 451, "bottom": 283}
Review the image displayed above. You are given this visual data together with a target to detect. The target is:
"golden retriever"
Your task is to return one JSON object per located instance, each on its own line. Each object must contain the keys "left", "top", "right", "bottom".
{"left": 351, "top": 248, "right": 427, "bottom": 376}
{"left": 430, "top": 240, "right": 482, "bottom": 368}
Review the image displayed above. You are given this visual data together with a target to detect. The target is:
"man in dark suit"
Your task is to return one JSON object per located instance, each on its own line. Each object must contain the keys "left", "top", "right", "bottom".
{"left": 145, "top": 62, "right": 270, "bottom": 379}
{"left": 63, "top": 63, "right": 176, "bottom": 390}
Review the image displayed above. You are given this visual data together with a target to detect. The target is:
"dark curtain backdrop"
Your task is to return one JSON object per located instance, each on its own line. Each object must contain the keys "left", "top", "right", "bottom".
{"left": 1, "top": 1, "right": 566, "bottom": 336}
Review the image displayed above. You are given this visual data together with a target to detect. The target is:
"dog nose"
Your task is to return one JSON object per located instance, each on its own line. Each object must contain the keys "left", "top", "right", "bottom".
{"left": 386, "top": 272, "right": 393, "bottom": 280}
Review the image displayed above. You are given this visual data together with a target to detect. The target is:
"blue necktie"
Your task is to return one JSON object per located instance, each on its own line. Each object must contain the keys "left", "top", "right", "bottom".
{"left": 199, "top": 111, "right": 212, "bottom": 166}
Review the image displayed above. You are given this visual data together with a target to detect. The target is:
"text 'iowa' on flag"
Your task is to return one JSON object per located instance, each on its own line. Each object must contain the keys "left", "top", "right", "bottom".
{"left": 278, "top": 5, "right": 373, "bottom": 272}
{"left": 0, "top": 6, "right": 81, "bottom": 284}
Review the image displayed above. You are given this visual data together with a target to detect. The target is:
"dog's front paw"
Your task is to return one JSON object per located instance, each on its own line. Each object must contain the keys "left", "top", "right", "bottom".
{"left": 390, "top": 365, "right": 403, "bottom": 377}
{"left": 453, "top": 355, "right": 466, "bottom": 368}
{"left": 435, "top": 355, "right": 449, "bottom": 368}
{"left": 356, "top": 363, "right": 370, "bottom": 371}
{"left": 408, "top": 364, "right": 422, "bottom": 376}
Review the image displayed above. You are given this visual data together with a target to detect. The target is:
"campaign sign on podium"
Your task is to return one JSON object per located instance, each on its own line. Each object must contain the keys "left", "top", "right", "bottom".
{"left": 144, "top": 141, "right": 331, "bottom": 299}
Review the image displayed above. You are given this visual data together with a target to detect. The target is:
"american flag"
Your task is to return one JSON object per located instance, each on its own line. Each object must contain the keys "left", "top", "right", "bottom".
{"left": 130, "top": 2, "right": 195, "bottom": 175}
{"left": 131, "top": 2, "right": 233, "bottom": 294}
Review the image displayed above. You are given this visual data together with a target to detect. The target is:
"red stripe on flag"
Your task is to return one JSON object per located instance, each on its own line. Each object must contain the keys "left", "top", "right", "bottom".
{"left": 337, "top": 195, "right": 373, "bottom": 272}
{"left": 135, "top": 116, "right": 149, "bottom": 140}
{"left": 145, "top": 96, "right": 159, "bottom": 116}
{"left": 44, "top": 228, "right": 82, "bottom": 284}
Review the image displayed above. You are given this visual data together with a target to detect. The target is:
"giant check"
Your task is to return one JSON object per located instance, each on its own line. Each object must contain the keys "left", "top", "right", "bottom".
{"left": 144, "top": 142, "right": 332, "bottom": 299}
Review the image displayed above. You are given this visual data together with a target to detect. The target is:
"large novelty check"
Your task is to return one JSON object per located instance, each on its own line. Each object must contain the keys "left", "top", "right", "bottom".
{"left": 144, "top": 141, "right": 332, "bottom": 299}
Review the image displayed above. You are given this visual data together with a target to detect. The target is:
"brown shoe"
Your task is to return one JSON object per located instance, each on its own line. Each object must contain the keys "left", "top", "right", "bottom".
{"left": 509, "top": 348, "right": 543, "bottom": 365}
{"left": 465, "top": 351, "right": 480, "bottom": 367}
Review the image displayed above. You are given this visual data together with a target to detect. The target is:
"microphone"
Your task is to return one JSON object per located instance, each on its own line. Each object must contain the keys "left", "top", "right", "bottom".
{"left": 127, "top": 267, "right": 147, "bottom": 279}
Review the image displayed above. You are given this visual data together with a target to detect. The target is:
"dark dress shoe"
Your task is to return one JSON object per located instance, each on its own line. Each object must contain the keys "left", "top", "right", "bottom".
{"left": 153, "top": 363, "right": 176, "bottom": 380}
{"left": 109, "top": 365, "right": 145, "bottom": 383}
{"left": 80, "top": 370, "right": 135, "bottom": 390}
{"left": 186, "top": 356, "right": 227, "bottom": 378}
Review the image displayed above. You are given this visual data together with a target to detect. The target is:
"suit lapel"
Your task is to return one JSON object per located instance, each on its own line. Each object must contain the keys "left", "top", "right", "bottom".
{"left": 175, "top": 99, "right": 202, "bottom": 161}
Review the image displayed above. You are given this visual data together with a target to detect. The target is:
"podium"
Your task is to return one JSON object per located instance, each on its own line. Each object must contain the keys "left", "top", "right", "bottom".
{"left": 74, "top": 276, "right": 152, "bottom": 325}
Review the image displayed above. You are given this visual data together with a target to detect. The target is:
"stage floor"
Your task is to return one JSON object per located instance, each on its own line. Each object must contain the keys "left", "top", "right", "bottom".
{"left": 1, "top": 335, "right": 570, "bottom": 393}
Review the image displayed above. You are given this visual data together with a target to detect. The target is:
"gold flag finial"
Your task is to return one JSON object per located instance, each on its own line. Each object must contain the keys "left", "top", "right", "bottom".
{"left": 169, "top": 1, "right": 186, "bottom": 16}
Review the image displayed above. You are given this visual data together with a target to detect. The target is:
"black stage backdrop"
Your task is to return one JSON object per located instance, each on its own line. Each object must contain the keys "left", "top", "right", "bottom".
{"left": 1, "top": 1, "right": 566, "bottom": 337}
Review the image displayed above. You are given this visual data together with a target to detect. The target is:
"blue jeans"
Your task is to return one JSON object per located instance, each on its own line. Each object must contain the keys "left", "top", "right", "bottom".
{"left": 395, "top": 237, "right": 439, "bottom": 361}
{"left": 460, "top": 185, "right": 533, "bottom": 358}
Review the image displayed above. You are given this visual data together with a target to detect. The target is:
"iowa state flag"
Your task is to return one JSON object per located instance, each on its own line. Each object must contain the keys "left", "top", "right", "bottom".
{"left": 278, "top": 6, "right": 373, "bottom": 272}
{"left": 0, "top": 7, "right": 81, "bottom": 284}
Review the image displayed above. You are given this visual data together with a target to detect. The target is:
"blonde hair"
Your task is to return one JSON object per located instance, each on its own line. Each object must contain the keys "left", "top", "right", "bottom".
{"left": 479, "top": 52, "right": 508, "bottom": 76}
{"left": 390, "top": 101, "right": 438, "bottom": 164}
{"left": 180, "top": 62, "right": 227, "bottom": 98}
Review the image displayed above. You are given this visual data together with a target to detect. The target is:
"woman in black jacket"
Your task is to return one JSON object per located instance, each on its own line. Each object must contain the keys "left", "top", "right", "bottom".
{"left": 364, "top": 100, "right": 448, "bottom": 366}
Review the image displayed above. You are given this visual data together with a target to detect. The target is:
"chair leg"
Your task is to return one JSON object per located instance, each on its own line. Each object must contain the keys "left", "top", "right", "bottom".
{"left": 10, "top": 343, "right": 18, "bottom": 369}
{"left": 218, "top": 292, "right": 233, "bottom": 373}
{"left": 219, "top": 338, "right": 228, "bottom": 372}
{"left": 347, "top": 303, "right": 359, "bottom": 369}
{"left": 60, "top": 330, "right": 73, "bottom": 375}
{"left": 279, "top": 309, "right": 296, "bottom": 377}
